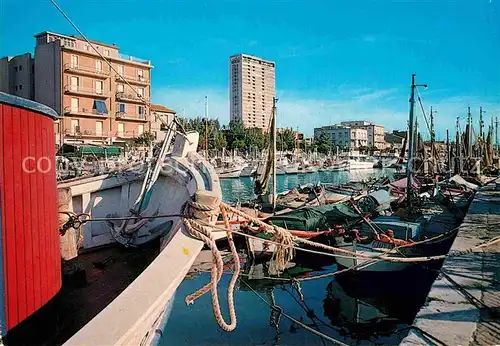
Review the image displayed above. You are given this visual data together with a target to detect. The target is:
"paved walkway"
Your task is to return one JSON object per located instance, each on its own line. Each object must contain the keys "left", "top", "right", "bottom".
{"left": 401, "top": 178, "right": 500, "bottom": 346}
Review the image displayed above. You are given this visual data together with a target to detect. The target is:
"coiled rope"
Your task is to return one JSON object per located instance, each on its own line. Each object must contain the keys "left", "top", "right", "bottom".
{"left": 182, "top": 199, "right": 240, "bottom": 332}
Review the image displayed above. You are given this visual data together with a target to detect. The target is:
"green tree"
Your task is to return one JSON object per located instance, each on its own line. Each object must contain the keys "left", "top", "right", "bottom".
{"left": 315, "top": 133, "right": 332, "bottom": 154}
{"left": 134, "top": 131, "right": 156, "bottom": 147}
{"left": 277, "top": 128, "right": 296, "bottom": 151}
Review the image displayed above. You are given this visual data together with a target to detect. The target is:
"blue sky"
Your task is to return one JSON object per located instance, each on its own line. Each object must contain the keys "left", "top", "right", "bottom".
{"left": 1, "top": 0, "right": 499, "bottom": 138}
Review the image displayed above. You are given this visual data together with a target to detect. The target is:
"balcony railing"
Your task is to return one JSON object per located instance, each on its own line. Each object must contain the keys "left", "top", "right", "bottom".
{"left": 64, "top": 129, "right": 107, "bottom": 137}
{"left": 60, "top": 42, "right": 151, "bottom": 67}
{"left": 64, "top": 106, "right": 109, "bottom": 117}
{"left": 64, "top": 85, "right": 109, "bottom": 98}
{"left": 115, "top": 111, "right": 147, "bottom": 121}
{"left": 64, "top": 63, "right": 109, "bottom": 78}
{"left": 115, "top": 131, "right": 139, "bottom": 139}
{"left": 115, "top": 92, "right": 148, "bottom": 103}
{"left": 115, "top": 74, "right": 150, "bottom": 85}
{"left": 118, "top": 53, "right": 150, "bottom": 65}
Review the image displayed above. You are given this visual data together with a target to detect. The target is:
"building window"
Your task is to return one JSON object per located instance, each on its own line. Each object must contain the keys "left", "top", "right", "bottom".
{"left": 117, "top": 123, "right": 124, "bottom": 136}
{"left": 14, "top": 67, "right": 18, "bottom": 72}
{"left": 70, "top": 76, "right": 79, "bottom": 91}
{"left": 71, "top": 55, "right": 78, "bottom": 68}
{"left": 71, "top": 97, "right": 79, "bottom": 112}
{"left": 117, "top": 103, "right": 125, "bottom": 113}
{"left": 118, "top": 65, "right": 124, "bottom": 75}
{"left": 137, "top": 87, "right": 144, "bottom": 97}
{"left": 96, "top": 121, "right": 103, "bottom": 136}
{"left": 84, "top": 44, "right": 91, "bottom": 52}
{"left": 19, "top": 65, "right": 23, "bottom": 71}
{"left": 104, "top": 49, "right": 109, "bottom": 56}
{"left": 117, "top": 84, "right": 124, "bottom": 93}
{"left": 138, "top": 124, "right": 144, "bottom": 135}
{"left": 137, "top": 105, "right": 145, "bottom": 118}
{"left": 71, "top": 119, "right": 80, "bottom": 133}
{"left": 19, "top": 85, "right": 22, "bottom": 90}
{"left": 93, "top": 100, "right": 108, "bottom": 114}
{"left": 137, "top": 69, "right": 144, "bottom": 80}
{"left": 14, "top": 86, "right": 18, "bottom": 91}
{"left": 95, "top": 80, "right": 103, "bottom": 94}
{"left": 95, "top": 60, "right": 103, "bottom": 72}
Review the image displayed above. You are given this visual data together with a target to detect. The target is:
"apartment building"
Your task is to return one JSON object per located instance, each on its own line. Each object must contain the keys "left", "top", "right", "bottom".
{"left": 150, "top": 104, "right": 176, "bottom": 142}
{"left": 340, "top": 120, "right": 385, "bottom": 148}
{"left": 229, "top": 54, "right": 275, "bottom": 131}
{"left": 33, "top": 31, "right": 152, "bottom": 147}
{"left": 0, "top": 53, "right": 35, "bottom": 99}
{"left": 314, "top": 125, "right": 368, "bottom": 149}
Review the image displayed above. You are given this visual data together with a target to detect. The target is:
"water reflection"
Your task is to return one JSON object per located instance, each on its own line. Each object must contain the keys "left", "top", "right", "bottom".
{"left": 162, "top": 248, "right": 433, "bottom": 345}
{"left": 220, "top": 169, "right": 394, "bottom": 203}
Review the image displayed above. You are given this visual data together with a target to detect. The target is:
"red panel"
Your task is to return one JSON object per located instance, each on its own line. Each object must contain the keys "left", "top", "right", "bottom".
{"left": 13, "top": 105, "right": 27, "bottom": 324}
{"left": 2, "top": 104, "right": 18, "bottom": 328}
{"left": 0, "top": 103, "right": 61, "bottom": 331}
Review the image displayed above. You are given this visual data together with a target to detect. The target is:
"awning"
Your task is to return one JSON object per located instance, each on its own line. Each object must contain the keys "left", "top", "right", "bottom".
{"left": 78, "top": 146, "right": 121, "bottom": 155}
{"left": 93, "top": 100, "right": 108, "bottom": 114}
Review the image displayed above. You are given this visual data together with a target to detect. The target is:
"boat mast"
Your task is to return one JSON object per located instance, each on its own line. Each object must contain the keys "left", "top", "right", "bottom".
{"left": 204, "top": 96, "right": 209, "bottom": 159}
{"left": 467, "top": 107, "right": 472, "bottom": 157}
{"left": 446, "top": 129, "right": 450, "bottom": 173}
{"left": 496, "top": 117, "right": 499, "bottom": 158}
{"left": 272, "top": 97, "right": 277, "bottom": 213}
{"left": 479, "top": 106, "right": 484, "bottom": 159}
{"left": 406, "top": 74, "right": 427, "bottom": 213}
{"left": 456, "top": 117, "right": 462, "bottom": 174}
{"left": 430, "top": 106, "right": 435, "bottom": 159}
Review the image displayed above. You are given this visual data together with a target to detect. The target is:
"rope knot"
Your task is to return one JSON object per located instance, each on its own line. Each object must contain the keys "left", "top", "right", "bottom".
{"left": 182, "top": 197, "right": 239, "bottom": 332}
{"left": 268, "top": 226, "right": 296, "bottom": 276}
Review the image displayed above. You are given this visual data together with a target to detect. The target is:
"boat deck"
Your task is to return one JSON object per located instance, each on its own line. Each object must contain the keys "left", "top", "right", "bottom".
{"left": 4, "top": 241, "right": 160, "bottom": 345}
{"left": 401, "top": 178, "right": 500, "bottom": 346}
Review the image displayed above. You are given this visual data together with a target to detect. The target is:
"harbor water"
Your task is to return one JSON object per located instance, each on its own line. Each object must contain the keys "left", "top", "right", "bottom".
{"left": 220, "top": 169, "right": 394, "bottom": 204}
{"left": 162, "top": 169, "right": 440, "bottom": 345}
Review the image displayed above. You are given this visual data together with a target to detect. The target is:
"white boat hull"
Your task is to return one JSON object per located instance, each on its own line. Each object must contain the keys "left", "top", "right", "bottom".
{"left": 348, "top": 160, "right": 375, "bottom": 170}
{"left": 61, "top": 132, "right": 224, "bottom": 346}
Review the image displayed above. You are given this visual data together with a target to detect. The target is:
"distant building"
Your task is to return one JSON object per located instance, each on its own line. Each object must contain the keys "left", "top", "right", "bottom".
{"left": 0, "top": 53, "right": 35, "bottom": 100}
{"left": 229, "top": 53, "right": 275, "bottom": 131}
{"left": 33, "top": 31, "right": 153, "bottom": 147}
{"left": 150, "top": 104, "right": 176, "bottom": 142}
{"left": 384, "top": 130, "right": 406, "bottom": 151}
{"left": 296, "top": 132, "right": 312, "bottom": 149}
{"left": 340, "top": 120, "right": 385, "bottom": 149}
{"left": 314, "top": 124, "right": 368, "bottom": 149}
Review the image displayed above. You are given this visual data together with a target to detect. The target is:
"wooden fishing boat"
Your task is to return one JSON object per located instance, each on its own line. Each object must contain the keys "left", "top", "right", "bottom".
{"left": 332, "top": 75, "right": 469, "bottom": 274}
{"left": 334, "top": 211, "right": 457, "bottom": 272}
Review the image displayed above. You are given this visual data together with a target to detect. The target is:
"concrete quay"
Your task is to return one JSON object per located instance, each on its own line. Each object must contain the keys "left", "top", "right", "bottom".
{"left": 401, "top": 177, "right": 500, "bottom": 346}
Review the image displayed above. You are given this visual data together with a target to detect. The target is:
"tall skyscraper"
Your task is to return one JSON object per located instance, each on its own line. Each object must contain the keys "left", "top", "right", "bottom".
{"left": 229, "top": 54, "right": 275, "bottom": 131}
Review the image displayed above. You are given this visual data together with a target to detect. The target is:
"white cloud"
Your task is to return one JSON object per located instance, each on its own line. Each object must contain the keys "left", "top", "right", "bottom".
{"left": 151, "top": 86, "right": 499, "bottom": 139}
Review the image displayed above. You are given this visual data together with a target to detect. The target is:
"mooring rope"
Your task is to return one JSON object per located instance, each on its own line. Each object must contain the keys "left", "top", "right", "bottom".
{"left": 268, "top": 226, "right": 296, "bottom": 275}
{"left": 182, "top": 202, "right": 240, "bottom": 332}
{"left": 239, "top": 279, "right": 349, "bottom": 346}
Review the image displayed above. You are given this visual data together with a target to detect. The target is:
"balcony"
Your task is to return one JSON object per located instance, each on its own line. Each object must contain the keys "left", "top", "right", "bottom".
{"left": 64, "top": 106, "right": 109, "bottom": 118}
{"left": 64, "top": 85, "right": 109, "bottom": 98}
{"left": 60, "top": 42, "right": 152, "bottom": 67}
{"left": 64, "top": 129, "right": 108, "bottom": 138}
{"left": 115, "top": 92, "right": 148, "bottom": 104}
{"left": 64, "top": 63, "right": 109, "bottom": 78}
{"left": 115, "top": 74, "right": 150, "bottom": 86}
{"left": 115, "top": 111, "right": 148, "bottom": 122}
{"left": 115, "top": 131, "right": 138, "bottom": 139}
{"left": 118, "top": 53, "right": 150, "bottom": 65}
